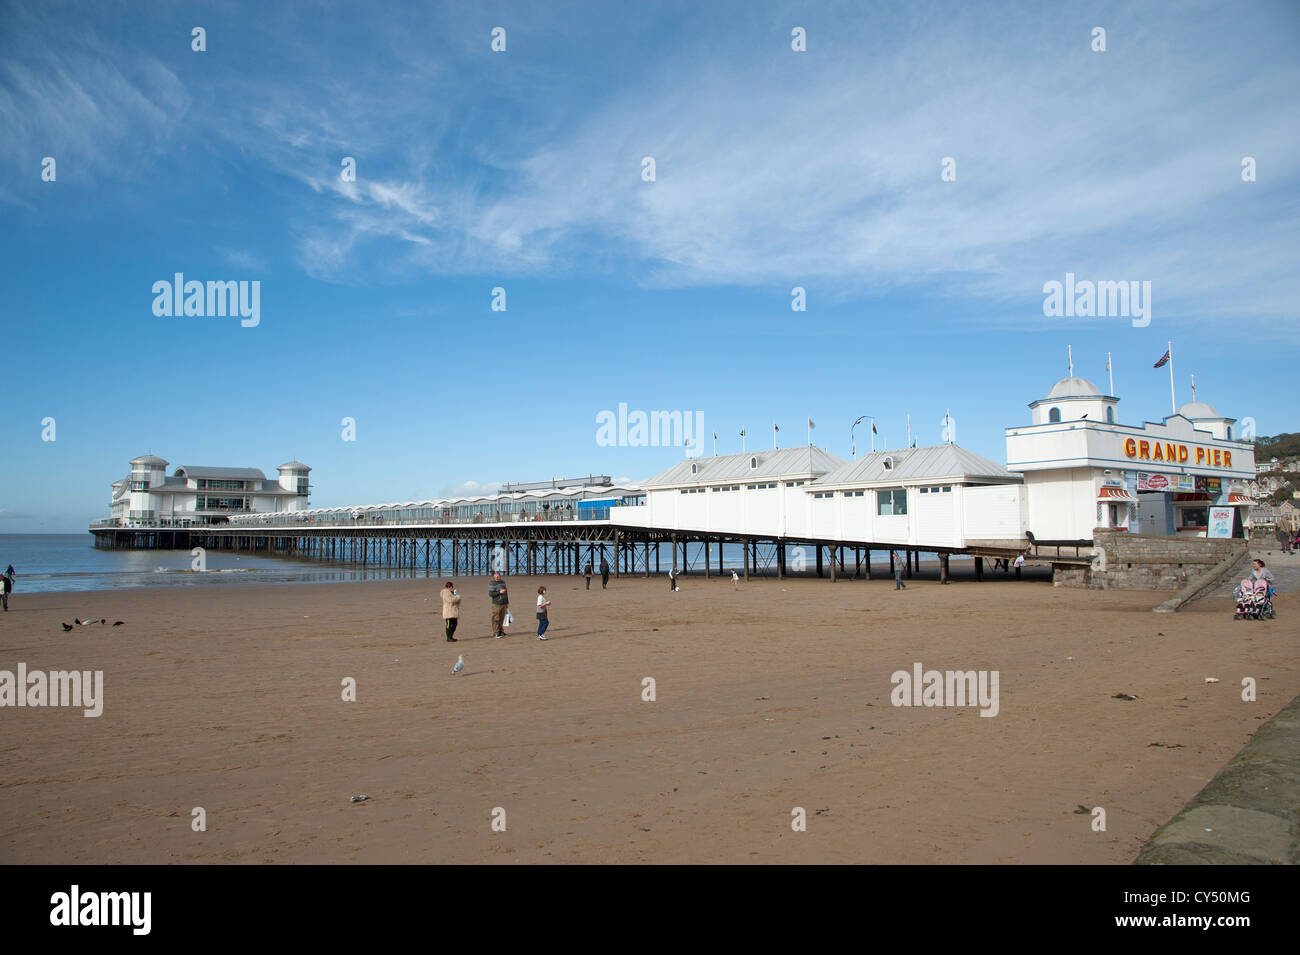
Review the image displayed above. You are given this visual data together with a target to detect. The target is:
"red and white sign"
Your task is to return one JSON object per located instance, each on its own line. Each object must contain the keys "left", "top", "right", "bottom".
{"left": 1137, "top": 472, "right": 1172, "bottom": 491}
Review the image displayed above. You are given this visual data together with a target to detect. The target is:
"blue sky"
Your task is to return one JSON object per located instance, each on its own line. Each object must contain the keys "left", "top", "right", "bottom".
{"left": 1, "top": 0, "right": 1297, "bottom": 532}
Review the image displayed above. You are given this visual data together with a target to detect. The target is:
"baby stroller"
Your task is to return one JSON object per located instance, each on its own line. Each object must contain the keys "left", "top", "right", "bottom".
{"left": 1233, "top": 579, "right": 1275, "bottom": 620}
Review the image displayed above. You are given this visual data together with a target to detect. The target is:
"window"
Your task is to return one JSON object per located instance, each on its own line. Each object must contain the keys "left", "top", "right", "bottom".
{"left": 883, "top": 457, "right": 894, "bottom": 471}
{"left": 1049, "top": 407, "right": 1061, "bottom": 423}
{"left": 1227, "top": 425, "right": 1233, "bottom": 439}
{"left": 691, "top": 463, "right": 697, "bottom": 475}
{"left": 1106, "top": 407, "right": 1115, "bottom": 423}
{"left": 750, "top": 457, "right": 757, "bottom": 469}
{"left": 941, "top": 485, "right": 951, "bottom": 493}
{"left": 1179, "top": 507, "right": 1208, "bottom": 529}
{"left": 920, "top": 487, "right": 929, "bottom": 494}
{"left": 877, "top": 488, "right": 908, "bottom": 516}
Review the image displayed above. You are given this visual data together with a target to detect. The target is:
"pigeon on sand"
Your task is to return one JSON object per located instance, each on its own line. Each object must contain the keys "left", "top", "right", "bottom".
{"left": 452, "top": 655, "right": 465, "bottom": 675}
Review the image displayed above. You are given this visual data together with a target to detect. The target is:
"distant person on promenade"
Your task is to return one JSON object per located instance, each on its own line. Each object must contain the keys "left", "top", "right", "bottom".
{"left": 893, "top": 550, "right": 906, "bottom": 591}
{"left": 600, "top": 557, "right": 610, "bottom": 589}
{"left": 1276, "top": 525, "right": 1292, "bottom": 554}
{"left": 584, "top": 562, "right": 593, "bottom": 590}
{"left": 489, "top": 572, "right": 509, "bottom": 638}
{"left": 440, "top": 581, "right": 461, "bottom": 642}
{"left": 668, "top": 566, "right": 679, "bottom": 592}
{"left": 536, "top": 586, "right": 551, "bottom": 640}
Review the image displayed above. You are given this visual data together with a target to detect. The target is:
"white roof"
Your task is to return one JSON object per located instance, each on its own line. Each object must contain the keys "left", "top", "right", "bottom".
{"left": 1043, "top": 376, "right": 1103, "bottom": 399}
{"left": 1176, "top": 400, "right": 1228, "bottom": 420}
{"left": 642, "top": 447, "right": 846, "bottom": 488}
{"left": 812, "top": 444, "right": 1019, "bottom": 487}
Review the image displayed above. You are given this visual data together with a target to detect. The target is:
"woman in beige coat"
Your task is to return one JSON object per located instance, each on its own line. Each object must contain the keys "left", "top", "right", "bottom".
{"left": 440, "top": 581, "right": 461, "bottom": 642}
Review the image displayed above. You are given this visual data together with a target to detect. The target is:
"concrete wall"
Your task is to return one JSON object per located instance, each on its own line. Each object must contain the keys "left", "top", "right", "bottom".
{"left": 1055, "top": 528, "right": 1245, "bottom": 590}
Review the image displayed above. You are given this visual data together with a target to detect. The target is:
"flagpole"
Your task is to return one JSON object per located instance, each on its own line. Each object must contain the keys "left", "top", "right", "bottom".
{"left": 741, "top": 429, "right": 746, "bottom": 453}
{"left": 1167, "top": 341, "right": 1176, "bottom": 415}
{"left": 773, "top": 422, "right": 777, "bottom": 450}
{"left": 1107, "top": 351, "right": 1113, "bottom": 396}
{"left": 1068, "top": 344, "right": 1073, "bottom": 377}
{"left": 713, "top": 432, "right": 717, "bottom": 456}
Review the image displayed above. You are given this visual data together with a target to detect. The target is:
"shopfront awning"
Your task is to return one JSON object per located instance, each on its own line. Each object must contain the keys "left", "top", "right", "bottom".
{"left": 1226, "top": 492, "right": 1257, "bottom": 506}
{"left": 1098, "top": 486, "right": 1138, "bottom": 503}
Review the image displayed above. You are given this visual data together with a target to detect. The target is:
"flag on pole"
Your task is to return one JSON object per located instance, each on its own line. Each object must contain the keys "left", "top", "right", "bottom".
{"left": 1153, "top": 349, "right": 1171, "bottom": 368}
{"left": 808, "top": 418, "right": 815, "bottom": 429}
{"left": 871, "top": 422, "right": 877, "bottom": 434}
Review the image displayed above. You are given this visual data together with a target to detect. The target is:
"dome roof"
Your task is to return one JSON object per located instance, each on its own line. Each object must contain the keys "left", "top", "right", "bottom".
{"left": 1177, "top": 401, "right": 1224, "bottom": 420}
{"left": 278, "top": 461, "right": 312, "bottom": 471}
{"left": 1045, "top": 376, "right": 1102, "bottom": 399}
{"left": 130, "top": 454, "right": 169, "bottom": 466}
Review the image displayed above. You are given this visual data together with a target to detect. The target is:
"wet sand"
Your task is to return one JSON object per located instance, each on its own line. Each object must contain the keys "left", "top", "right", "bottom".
{"left": 0, "top": 572, "right": 1295, "bottom": 864}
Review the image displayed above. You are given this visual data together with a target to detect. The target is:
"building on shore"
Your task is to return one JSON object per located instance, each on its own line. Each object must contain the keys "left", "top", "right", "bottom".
{"left": 102, "top": 455, "right": 311, "bottom": 527}
{"left": 1006, "top": 377, "right": 1256, "bottom": 539}
{"left": 94, "top": 370, "right": 1257, "bottom": 546}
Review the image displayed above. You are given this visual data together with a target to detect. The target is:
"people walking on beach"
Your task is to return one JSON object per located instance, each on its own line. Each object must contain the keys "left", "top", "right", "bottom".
{"left": 731, "top": 568, "right": 739, "bottom": 590}
{"left": 584, "top": 562, "right": 593, "bottom": 590}
{"left": 489, "top": 571, "right": 509, "bottom": 637}
{"left": 536, "top": 586, "right": 551, "bottom": 640}
{"left": 893, "top": 550, "right": 906, "bottom": 590}
{"left": 600, "top": 557, "right": 610, "bottom": 589}
{"left": 668, "top": 566, "right": 679, "bottom": 592}
{"left": 0, "top": 571, "right": 9, "bottom": 612}
{"left": 440, "top": 581, "right": 461, "bottom": 642}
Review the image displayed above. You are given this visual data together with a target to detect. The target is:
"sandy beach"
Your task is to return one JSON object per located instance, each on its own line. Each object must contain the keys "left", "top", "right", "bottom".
{"left": 0, "top": 571, "right": 1295, "bottom": 864}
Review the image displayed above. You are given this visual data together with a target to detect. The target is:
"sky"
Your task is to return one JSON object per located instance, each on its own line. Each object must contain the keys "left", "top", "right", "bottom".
{"left": 1, "top": 0, "right": 1297, "bottom": 532}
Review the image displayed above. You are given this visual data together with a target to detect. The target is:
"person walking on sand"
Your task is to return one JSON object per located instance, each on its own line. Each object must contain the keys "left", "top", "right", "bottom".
{"left": 536, "top": 586, "right": 551, "bottom": 640}
{"left": 489, "top": 571, "right": 509, "bottom": 638}
{"left": 0, "top": 571, "right": 9, "bottom": 612}
{"left": 440, "top": 581, "right": 461, "bottom": 642}
{"left": 600, "top": 557, "right": 610, "bottom": 590}
{"left": 731, "top": 568, "right": 739, "bottom": 590}
{"left": 584, "top": 562, "right": 593, "bottom": 590}
{"left": 893, "top": 550, "right": 906, "bottom": 591}
{"left": 668, "top": 566, "right": 679, "bottom": 592}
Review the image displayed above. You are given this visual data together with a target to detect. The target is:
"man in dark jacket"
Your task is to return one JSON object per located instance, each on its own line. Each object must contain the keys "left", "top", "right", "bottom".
{"left": 600, "top": 558, "right": 610, "bottom": 589}
{"left": 488, "top": 572, "right": 509, "bottom": 637}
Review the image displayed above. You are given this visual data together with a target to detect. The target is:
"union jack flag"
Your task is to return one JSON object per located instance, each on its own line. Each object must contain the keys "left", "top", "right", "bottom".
{"left": 1153, "top": 349, "right": 1170, "bottom": 368}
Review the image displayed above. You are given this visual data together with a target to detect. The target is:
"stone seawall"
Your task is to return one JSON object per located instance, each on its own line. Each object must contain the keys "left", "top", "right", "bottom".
{"left": 1054, "top": 529, "right": 1247, "bottom": 591}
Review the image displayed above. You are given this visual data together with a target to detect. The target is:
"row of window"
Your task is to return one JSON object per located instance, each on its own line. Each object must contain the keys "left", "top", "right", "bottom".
{"left": 918, "top": 486, "right": 953, "bottom": 493}
{"left": 711, "top": 485, "right": 742, "bottom": 492}
{"left": 198, "top": 479, "right": 253, "bottom": 490}
{"left": 196, "top": 496, "right": 248, "bottom": 510}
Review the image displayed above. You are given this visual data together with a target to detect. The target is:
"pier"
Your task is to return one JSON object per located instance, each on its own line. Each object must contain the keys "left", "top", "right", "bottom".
{"left": 89, "top": 515, "right": 1068, "bottom": 581}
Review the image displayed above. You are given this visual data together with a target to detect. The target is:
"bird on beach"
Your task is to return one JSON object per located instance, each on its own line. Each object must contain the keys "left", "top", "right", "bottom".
{"left": 452, "top": 655, "right": 465, "bottom": 675}
{"left": 112, "top": 621, "right": 124, "bottom": 627}
{"left": 60, "top": 622, "right": 73, "bottom": 632}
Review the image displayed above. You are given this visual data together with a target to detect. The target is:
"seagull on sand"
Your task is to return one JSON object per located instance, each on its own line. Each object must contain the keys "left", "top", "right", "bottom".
{"left": 61, "top": 622, "right": 73, "bottom": 632}
{"left": 452, "top": 655, "right": 465, "bottom": 675}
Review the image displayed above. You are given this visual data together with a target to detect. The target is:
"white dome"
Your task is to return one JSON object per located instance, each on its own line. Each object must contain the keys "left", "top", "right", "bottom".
{"left": 1045, "top": 376, "right": 1102, "bottom": 399}
{"left": 1177, "top": 400, "right": 1223, "bottom": 420}
{"left": 130, "top": 454, "right": 168, "bottom": 466}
